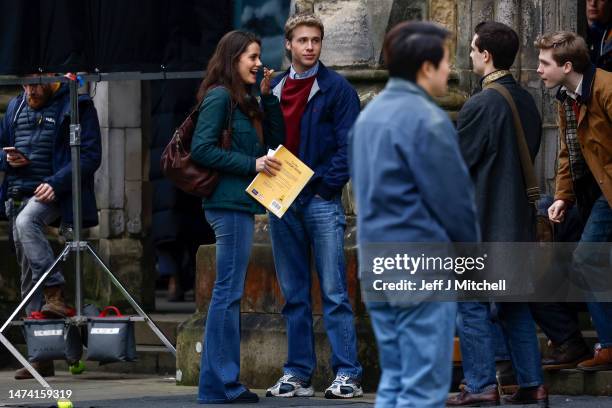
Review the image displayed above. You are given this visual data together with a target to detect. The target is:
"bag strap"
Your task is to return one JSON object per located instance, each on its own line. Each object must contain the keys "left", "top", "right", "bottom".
{"left": 28, "top": 311, "right": 46, "bottom": 320}
{"left": 175, "top": 87, "right": 235, "bottom": 151}
{"left": 99, "top": 306, "right": 122, "bottom": 317}
{"left": 485, "top": 82, "right": 540, "bottom": 204}
{"left": 200, "top": 85, "right": 237, "bottom": 141}
{"left": 225, "top": 97, "right": 236, "bottom": 134}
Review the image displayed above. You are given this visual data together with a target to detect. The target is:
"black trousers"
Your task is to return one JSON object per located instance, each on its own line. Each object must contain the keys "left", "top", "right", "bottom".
{"left": 529, "top": 303, "right": 587, "bottom": 344}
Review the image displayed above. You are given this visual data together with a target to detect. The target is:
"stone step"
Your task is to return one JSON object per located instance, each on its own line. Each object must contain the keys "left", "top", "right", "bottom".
{"left": 133, "top": 313, "right": 190, "bottom": 346}
{"left": 451, "top": 330, "right": 611, "bottom": 395}
{"left": 536, "top": 328, "right": 600, "bottom": 396}
{"left": 17, "top": 345, "right": 612, "bottom": 396}
{"left": 176, "top": 312, "right": 380, "bottom": 391}
{"left": 5, "top": 344, "right": 175, "bottom": 376}
{"left": 54, "top": 345, "right": 176, "bottom": 376}
{"left": 545, "top": 369, "right": 612, "bottom": 396}
{"left": 1, "top": 312, "right": 187, "bottom": 347}
{"left": 0, "top": 314, "right": 183, "bottom": 373}
{"left": 538, "top": 330, "right": 599, "bottom": 350}
{"left": 452, "top": 331, "right": 599, "bottom": 363}
{"left": 537, "top": 331, "right": 612, "bottom": 397}
{"left": 2, "top": 306, "right": 606, "bottom": 394}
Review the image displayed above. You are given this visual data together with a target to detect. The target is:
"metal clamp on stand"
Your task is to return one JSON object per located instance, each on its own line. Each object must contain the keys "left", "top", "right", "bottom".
{"left": 70, "top": 124, "right": 81, "bottom": 146}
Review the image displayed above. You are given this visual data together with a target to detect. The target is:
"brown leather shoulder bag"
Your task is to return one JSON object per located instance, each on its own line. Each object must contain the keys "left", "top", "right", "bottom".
{"left": 161, "top": 91, "right": 234, "bottom": 197}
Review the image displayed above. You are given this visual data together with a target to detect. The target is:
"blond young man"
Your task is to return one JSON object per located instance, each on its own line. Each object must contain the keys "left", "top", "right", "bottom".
{"left": 266, "top": 13, "right": 363, "bottom": 399}
{"left": 536, "top": 31, "right": 612, "bottom": 371}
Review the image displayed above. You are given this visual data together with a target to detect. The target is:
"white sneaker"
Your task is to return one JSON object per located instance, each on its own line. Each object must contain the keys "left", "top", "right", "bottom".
{"left": 324, "top": 374, "right": 363, "bottom": 399}
{"left": 265, "top": 373, "right": 315, "bottom": 397}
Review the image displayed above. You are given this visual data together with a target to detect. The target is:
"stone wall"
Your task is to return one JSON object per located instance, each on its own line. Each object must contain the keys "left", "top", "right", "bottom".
{"left": 92, "top": 81, "right": 154, "bottom": 310}
{"left": 456, "top": 0, "right": 583, "bottom": 195}
{"left": 295, "top": 0, "right": 582, "bottom": 195}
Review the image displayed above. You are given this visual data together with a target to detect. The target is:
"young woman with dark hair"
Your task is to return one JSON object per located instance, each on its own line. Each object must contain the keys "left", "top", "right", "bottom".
{"left": 191, "top": 30, "right": 284, "bottom": 404}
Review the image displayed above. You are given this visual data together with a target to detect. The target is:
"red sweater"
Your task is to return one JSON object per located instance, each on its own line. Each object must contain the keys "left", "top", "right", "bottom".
{"left": 280, "top": 75, "right": 316, "bottom": 155}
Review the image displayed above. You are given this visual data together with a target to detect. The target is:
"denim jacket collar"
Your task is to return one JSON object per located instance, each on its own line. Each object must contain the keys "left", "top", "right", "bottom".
{"left": 385, "top": 78, "right": 434, "bottom": 102}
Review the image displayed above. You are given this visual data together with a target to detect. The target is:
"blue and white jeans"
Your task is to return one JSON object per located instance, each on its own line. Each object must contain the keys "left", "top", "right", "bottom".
{"left": 198, "top": 209, "right": 254, "bottom": 403}
{"left": 269, "top": 195, "right": 362, "bottom": 381}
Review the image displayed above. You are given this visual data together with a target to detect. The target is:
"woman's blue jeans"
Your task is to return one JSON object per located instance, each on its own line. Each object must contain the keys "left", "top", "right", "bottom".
{"left": 198, "top": 209, "right": 254, "bottom": 404}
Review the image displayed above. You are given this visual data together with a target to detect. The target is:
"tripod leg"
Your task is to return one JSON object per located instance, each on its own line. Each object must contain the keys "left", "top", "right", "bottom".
{"left": 85, "top": 244, "right": 177, "bottom": 356}
{"left": 0, "top": 245, "right": 71, "bottom": 334}
{"left": 0, "top": 333, "right": 52, "bottom": 388}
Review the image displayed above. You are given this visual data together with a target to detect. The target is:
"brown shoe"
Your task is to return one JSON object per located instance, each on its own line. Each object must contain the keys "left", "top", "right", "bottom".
{"left": 14, "top": 361, "right": 55, "bottom": 380}
{"left": 542, "top": 336, "right": 592, "bottom": 370}
{"left": 40, "top": 286, "right": 71, "bottom": 318}
{"left": 577, "top": 345, "right": 612, "bottom": 372}
{"left": 503, "top": 385, "right": 548, "bottom": 407}
{"left": 446, "top": 387, "right": 500, "bottom": 406}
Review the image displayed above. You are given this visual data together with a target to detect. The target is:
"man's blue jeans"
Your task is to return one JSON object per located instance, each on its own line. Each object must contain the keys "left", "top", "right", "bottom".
{"left": 457, "top": 302, "right": 542, "bottom": 393}
{"left": 269, "top": 196, "right": 362, "bottom": 381}
{"left": 493, "top": 321, "right": 511, "bottom": 361}
{"left": 367, "top": 301, "right": 456, "bottom": 408}
{"left": 577, "top": 195, "right": 612, "bottom": 348}
{"left": 198, "top": 210, "right": 254, "bottom": 404}
{"left": 7, "top": 198, "right": 64, "bottom": 315}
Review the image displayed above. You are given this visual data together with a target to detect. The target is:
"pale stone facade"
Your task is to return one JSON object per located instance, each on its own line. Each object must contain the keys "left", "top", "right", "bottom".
{"left": 91, "top": 81, "right": 153, "bottom": 309}
{"left": 295, "top": 0, "right": 582, "bottom": 195}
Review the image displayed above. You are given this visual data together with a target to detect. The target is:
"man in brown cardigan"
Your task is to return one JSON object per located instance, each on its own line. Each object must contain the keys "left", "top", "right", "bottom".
{"left": 536, "top": 31, "right": 612, "bottom": 371}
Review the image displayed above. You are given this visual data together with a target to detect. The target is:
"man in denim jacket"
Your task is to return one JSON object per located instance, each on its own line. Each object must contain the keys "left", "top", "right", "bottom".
{"left": 350, "top": 22, "right": 479, "bottom": 408}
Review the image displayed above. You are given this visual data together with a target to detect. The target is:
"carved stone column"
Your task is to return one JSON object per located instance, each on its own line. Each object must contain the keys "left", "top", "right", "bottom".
{"left": 92, "top": 81, "right": 153, "bottom": 310}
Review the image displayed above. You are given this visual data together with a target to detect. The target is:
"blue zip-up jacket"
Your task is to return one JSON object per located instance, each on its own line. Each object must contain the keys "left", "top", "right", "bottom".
{"left": 350, "top": 78, "right": 480, "bottom": 243}
{"left": 0, "top": 84, "right": 102, "bottom": 227}
{"left": 271, "top": 62, "right": 360, "bottom": 201}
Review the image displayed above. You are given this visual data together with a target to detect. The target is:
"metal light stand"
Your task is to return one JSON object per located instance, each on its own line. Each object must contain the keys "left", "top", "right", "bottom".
{"left": 0, "top": 75, "right": 176, "bottom": 390}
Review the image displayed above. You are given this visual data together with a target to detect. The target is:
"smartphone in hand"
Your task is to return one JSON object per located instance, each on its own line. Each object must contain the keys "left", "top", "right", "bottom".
{"left": 3, "top": 147, "right": 22, "bottom": 154}
{"left": 3, "top": 147, "right": 30, "bottom": 163}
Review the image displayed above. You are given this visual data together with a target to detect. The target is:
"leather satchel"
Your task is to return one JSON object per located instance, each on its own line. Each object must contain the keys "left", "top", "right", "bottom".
{"left": 485, "top": 82, "right": 553, "bottom": 242}
{"left": 161, "top": 94, "right": 234, "bottom": 197}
